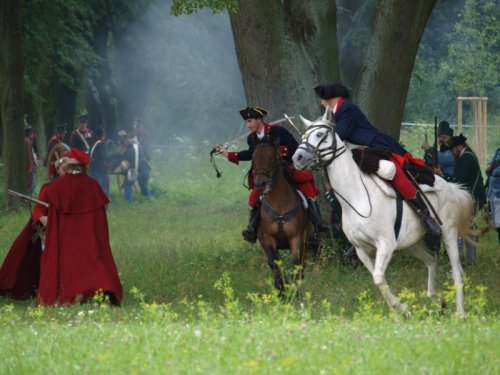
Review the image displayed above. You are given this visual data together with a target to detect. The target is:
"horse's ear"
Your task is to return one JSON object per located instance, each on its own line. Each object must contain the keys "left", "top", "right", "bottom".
{"left": 321, "top": 106, "right": 331, "bottom": 122}
{"left": 300, "top": 115, "right": 313, "bottom": 128}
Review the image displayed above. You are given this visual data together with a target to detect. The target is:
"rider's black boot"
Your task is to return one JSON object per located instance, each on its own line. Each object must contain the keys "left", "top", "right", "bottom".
{"left": 242, "top": 206, "right": 260, "bottom": 243}
{"left": 407, "top": 192, "right": 442, "bottom": 237}
{"left": 306, "top": 199, "right": 330, "bottom": 236}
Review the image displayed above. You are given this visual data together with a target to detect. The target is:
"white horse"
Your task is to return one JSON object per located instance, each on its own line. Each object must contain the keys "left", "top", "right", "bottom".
{"left": 292, "top": 108, "right": 473, "bottom": 316}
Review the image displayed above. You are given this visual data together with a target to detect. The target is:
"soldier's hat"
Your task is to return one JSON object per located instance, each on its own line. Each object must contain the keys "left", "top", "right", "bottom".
{"left": 95, "top": 126, "right": 105, "bottom": 137}
{"left": 438, "top": 121, "right": 453, "bottom": 137}
{"left": 57, "top": 123, "right": 67, "bottom": 133}
{"left": 450, "top": 133, "right": 467, "bottom": 148}
{"left": 239, "top": 106, "right": 268, "bottom": 120}
{"left": 314, "top": 83, "right": 350, "bottom": 100}
{"left": 79, "top": 115, "right": 88, "bottom": 124}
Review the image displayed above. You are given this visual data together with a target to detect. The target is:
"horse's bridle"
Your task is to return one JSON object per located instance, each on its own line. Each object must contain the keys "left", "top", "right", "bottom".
{"left": 253, "top": 143, "right": 282, "bottom": 193}
{"left": 299, "top": 121, "right": 372, "bottom": 218}
{"left": 298, "top": 122, "right": 346, "bottom": 169}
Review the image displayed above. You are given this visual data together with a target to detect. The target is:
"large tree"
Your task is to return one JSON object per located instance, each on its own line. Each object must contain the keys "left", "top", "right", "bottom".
{"left": 355, "top": 0, "right": 437, "bottom": 137}
{"left": 1, "top": 0, "right": 26, "bottom": 207}
{"left": 173, "top": 0, "right": 437, "bottom": 138}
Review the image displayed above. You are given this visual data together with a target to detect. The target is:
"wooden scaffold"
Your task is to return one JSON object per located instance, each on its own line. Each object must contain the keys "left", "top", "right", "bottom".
{"left": 457, "top": 96, "right": 488, "bottom": 167}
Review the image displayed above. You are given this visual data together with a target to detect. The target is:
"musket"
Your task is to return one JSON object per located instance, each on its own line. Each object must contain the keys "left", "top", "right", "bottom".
{"left": 432, "top": 117, "right": 438, "bottom": 169}
{"left": 7, "top": 189, "right": 48, "bottom": 244}
{"left": 8, "top": 189, "right": 49, "bottom": 208}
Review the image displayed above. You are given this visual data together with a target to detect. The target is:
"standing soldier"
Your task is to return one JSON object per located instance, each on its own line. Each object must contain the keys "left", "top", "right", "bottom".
{"left": 113, "top": 132, "right": 152, "bottom": 202}
{"left": 69, "top": 115, "right": 94, "bottom": 153}
{"left": 89, "top": 127, "right": 110, "bottom": 197}
{"left": 24, "top": 125, "right": 39, "bottom": 197}
{"left": 45, "top": 124, "right": 70, "bottom": 179}
{"left": 436, "top": 134, "right": 487, "bottom": 265}
{"left": 422, "top": 120, "right": 455, "bottom": 175}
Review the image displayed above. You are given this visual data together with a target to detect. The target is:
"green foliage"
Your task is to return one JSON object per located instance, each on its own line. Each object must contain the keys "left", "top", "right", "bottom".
{"left": 442, "top": 0, "right": 500, "bottom": 96}
{"left": 22, "top": 0, "right": 101, "bottom": 93}
{"left": 406, "top": 0, "right": 500, "bottom": 124}
{"left": 171, "top": 0, "right": 238, "bottom": 15}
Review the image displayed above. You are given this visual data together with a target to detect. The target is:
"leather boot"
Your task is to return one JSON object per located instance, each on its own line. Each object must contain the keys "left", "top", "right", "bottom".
{"left": 407, "top": 192, "right": 442, "bottom": 236}
{"left": 306, "top": 199, "right": 330, "bottom": 236}
{"left": 242, "top": 207, "right": 260, "bottom": 243}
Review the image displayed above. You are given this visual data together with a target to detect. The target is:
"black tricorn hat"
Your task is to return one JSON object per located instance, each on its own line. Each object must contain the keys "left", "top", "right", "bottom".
{"left": 450, "top": 133, "right": 467, "bottom": 148}
{"left": 57, "top": 123, "right": 67, "bottom": 133}
{"left": 314, "top": 83, "right": 350, "bottom": 100}
{"left": 239, "top": 106, "right": 268, "bottom": 120}
{"left": 438, "top": 121, "right": 453, "bottom": 137}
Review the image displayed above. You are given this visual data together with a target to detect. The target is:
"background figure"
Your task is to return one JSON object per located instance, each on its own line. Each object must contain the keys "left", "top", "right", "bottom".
{"left": 24, "top": 126, "right": 39, "bottom": 197}
{"left": 69, "top": 115, "right": 94, "bottom": 153}
{"left": 438, "top": 134, "right": 487, "bottom": 265}
{"left": 46, "top": 124, "right": 68, "bottom": 157}
{"left": 33, "top": 149, "right": 122, "bottom": 305}
{"left": 115, "top": 132, "right": 152, "bottom": 202}
{"left": 45, "top": 124, "right": 70, "bottom": 180}
{"left": 89, "top": 127, "right": 110, "bottom": 196}
{"left": 486, "top": 148, "right": 500, "bottom": 244}
{"left": 422, "top": 120, "right": 455, "bottom": 175}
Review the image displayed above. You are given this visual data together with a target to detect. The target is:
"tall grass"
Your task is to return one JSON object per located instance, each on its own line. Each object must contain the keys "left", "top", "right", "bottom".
{"left": 0, "top": 136, "right": 499, "bottom": 374}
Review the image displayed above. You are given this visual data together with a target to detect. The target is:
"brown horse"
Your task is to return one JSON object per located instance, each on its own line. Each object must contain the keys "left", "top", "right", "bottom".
{"left": 252, "top": 142, "right": 309, "bottom": 296}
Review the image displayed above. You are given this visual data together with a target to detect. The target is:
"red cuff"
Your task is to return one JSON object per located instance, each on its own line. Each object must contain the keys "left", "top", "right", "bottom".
{"left": 227, "top": 152, "right": 239, "bottom": 164}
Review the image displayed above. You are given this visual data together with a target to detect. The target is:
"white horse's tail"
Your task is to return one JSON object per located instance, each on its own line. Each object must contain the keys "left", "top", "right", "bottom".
{"left": 449, "top": 183, "right": 474, "bottom": 239}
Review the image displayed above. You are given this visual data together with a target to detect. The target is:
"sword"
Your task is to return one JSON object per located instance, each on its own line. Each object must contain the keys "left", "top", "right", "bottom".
{"left": 284, "top": 113, "right": 302, "bottom": 137}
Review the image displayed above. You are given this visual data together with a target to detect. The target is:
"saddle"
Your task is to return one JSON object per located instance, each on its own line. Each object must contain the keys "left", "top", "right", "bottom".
{"left": 351, "top": 147, "right": 435, "bottom": 187}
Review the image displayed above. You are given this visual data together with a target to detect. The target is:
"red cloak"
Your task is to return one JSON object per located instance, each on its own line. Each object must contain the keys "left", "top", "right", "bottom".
{"left": 0, "top": 183, "right": 50, "bottom": 300}
{"left": 0, "top": 219, "right": 41, "bottom": 300}
{"left": 37, "top": 173, "right": 122, "bottom": 305}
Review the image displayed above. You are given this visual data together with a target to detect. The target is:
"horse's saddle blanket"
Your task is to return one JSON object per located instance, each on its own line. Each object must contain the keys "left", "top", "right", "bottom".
{"left": 371, "top": 174, "right": 444, "bottom": 199}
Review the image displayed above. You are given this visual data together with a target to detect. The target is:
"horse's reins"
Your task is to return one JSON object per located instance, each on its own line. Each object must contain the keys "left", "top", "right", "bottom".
{"left": 301, "top": 122, "right": 373, "bottom": 219}
{"left": 209, "top": 148, "right": 223, "bottom": 178}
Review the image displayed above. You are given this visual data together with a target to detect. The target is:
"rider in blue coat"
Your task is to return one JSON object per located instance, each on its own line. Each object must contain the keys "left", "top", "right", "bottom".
{"left": 314, "top": 83, "right": 442, "bottom": 240}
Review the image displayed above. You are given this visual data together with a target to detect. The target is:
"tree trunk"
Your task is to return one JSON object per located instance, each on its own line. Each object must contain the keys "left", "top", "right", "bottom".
{"left": 54, "top": 83, "right": 77, "bottom": 133}
{"left": 230, "top": 0, "right": 339, "bottom": 126}
{"left": 355, "top": 0, "right": 437, "bottom": 138}
{"left": 89, "top": 14, "right": 118, "bottom": 139}
{"left": 1, "top": 0, "right": 26, "bottom": 207}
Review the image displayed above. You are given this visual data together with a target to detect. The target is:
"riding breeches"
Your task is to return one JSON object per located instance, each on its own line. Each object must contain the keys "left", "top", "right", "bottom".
{"left": 248, "top": 168, "right": 320, "bottom": 208}
{"left": 389, "top": 156, "right": 417, "bottom": 199}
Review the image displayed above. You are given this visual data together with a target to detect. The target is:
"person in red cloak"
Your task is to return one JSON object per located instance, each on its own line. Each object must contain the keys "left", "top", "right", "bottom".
{"left": 33, "top": 148, "right": 123, "bottom": 306}
{"left": 0, "top": 158, "right": 66, "bottom": 300}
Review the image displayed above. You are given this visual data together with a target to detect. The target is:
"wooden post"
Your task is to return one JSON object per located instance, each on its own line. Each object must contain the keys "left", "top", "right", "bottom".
{"left": 457, "top": 98, "right": 463, "bottom": 134}
{"left": 457, "top": 96, "right": 488, "bottom": 167}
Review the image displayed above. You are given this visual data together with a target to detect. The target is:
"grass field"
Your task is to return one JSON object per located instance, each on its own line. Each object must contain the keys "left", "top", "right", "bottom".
{"left": 0, "top": 131, "right": 499, "bottom": 374}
